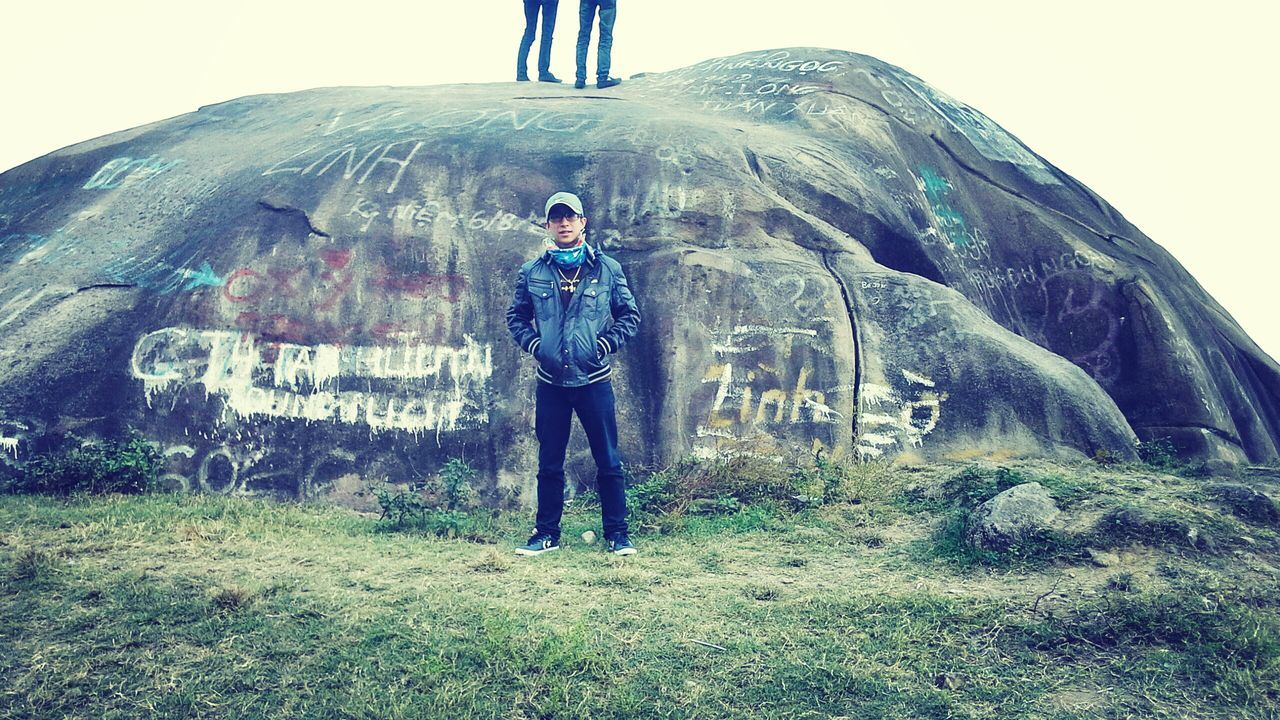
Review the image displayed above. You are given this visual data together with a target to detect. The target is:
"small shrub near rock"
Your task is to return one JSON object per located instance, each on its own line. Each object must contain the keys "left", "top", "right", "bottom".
{"left": 372, "top": 457, "right": 491, "bottom": 539}
{"left": 910, "top": 467, "right": 1087, "bottom": 566}
{"left": 1135, "top": 437, "right": 1180, "bottom": 471}
{"left": 1, "top": 431, "right": 161, "bottom": 496}
{"left": 943, "top": 466, "right": 1029, "bottom": 509}
{"left": 626, "top": 443, "right": 854, "bottom": 528}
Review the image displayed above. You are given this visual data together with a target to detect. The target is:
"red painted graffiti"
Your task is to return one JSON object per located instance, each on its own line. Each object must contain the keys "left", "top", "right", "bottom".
{"left": 316, "top": 267, "right": 355, "bottom": 311}
{"left": 223, "top": 268, "right": 267, "bottom": 303}
{"left": 267, "top": 267, "right": 306, "bottom": 297}
{"left": 221, "top": 248, "right": 466, "bottom": 339}
{"left": 371, "top": 267, "right": 467, "bottom": 302}
{"left": 222, "top": 251, "right": 356, "bottom": 307}
{"left": 321, "top": 248, "right": 353, "bottom": 269}
{"left": 234, "top": 310, "right": 452, "bottom": 345}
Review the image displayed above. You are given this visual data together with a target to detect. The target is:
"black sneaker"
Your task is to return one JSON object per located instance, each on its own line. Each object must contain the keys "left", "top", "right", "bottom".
{"left": 596, "top": 77, "right": 622, "bottom": 89}
{"left": 607, "top": 534, "right": 636, "bottom": 555}
{"left": 515, "top": 534, "right": 559, "bottom": 556}
{"left": 538, "top": 73, "right": 563, "bottom": 83}
{"left": 516, "top": 74, "right": 530, "bottom": 82}
{"left": 573, "top": 79, "right": 586, "bottom": 89}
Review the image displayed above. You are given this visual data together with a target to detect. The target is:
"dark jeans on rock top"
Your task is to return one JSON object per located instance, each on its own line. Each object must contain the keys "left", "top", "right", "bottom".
{"left": 518, "top": 0, "right": 559, "bottom": 77}
{"left": 575, "top": 0, "right": 617, "bottom": 83}
{"left": 534, "top": 380, "right": 628, "bottom": 541}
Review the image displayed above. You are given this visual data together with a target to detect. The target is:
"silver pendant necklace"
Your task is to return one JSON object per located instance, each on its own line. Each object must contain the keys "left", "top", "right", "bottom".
{"left": 557, "top": 266, "right": 582, "bottom": 294}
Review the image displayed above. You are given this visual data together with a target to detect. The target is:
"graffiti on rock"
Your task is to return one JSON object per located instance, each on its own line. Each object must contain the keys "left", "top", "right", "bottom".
{"left": 654, "top": 145, "right": 700, "bottom": 174}
{"left": 0, "top": 426, "right": 25, "bottom": 460}
{"left": 699, "top": 362, "right": 841, "bottom": 435}
{"left": 156, "top": 443, "right": 260, "bottom": 494}
{"left": 220, "top": 247, "right": 467, "bottom": 344}
{"left": 0, "top": 418, "right": 32, "bottom": 463}
{"left": 1, "top": 232, "right": 81, "bottom": 267}
{"left": 688, "top": 96, "right": 868, "bottom": 134}
{"left": 131, "top": 327, "right": 493, "bottom": 437}
{"left": 694, "top": 51, "right": 847, "bottom": 76}
{"left": 182, "top": 261, "right": 226, "bottom": 290}
{"left": 319, "top": 106, "right": 602, "bottom": 139}
{"left": 709, "top": 324, "right": 829, "bottom": 356}
{"left": 939, "top": 249, "right": 1099, "bottom": 294}
{"left": 641, "top": 50, "right": 846, "bottom": 99}
{"left": 847, "top": 67, "right": 922, "bottom": 126}
{"left": 345, "top": 195, "right": 545, "bottom": 236}
{"left": 265, "top": 105, "right": 606, "bottom": 193}
{"left": 935, "top": 246, "right": 1122, "bottom": 384}
{"left": 600, "top": 179, "right": 707, "bottom": 226}
{"left": 693, "top": 320, "right": 845, "bottom": 458}
{"left": 892, "top": 71, "right": 1058, "bottom": 185}
{"left": 83, "top": 155, "right": 184, "bottom": 190}
{"left": 263, "top": 139, "right": 424, "bottom": 194}
{"left": 1038, "top": 270, "right": 1123, "bottom": 384}
{"left": 3, "top": 217, "right": 220, "bottom": 297}
{"left": 101, "top": 245, "right": 218, "bottom": 294}
{"left": 915, "top": 166, "right": 992, "bottom": 258}
{"left": 627, "top": 51, "right": 871, "bottom": 134}
{"left": 856, "top": 369, "right": 947, "bottom": 458}
{"left": 155, "top": 440, "right": 355, "bottom": 497}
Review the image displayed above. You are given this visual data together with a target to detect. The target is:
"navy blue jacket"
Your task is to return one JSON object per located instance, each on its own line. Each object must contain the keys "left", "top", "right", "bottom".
{"left": 506, "top": 243, "right": 641, "bottom": 386}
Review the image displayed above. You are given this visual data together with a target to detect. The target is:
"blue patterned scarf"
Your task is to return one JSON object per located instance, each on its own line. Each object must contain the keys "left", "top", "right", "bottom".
{"left": 548, "top": 241, "right": 586, "bottom": 270}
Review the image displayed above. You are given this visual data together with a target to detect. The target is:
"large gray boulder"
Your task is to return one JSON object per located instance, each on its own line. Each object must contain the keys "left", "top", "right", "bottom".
{"left": 1, "top": 47, "right": 1277, "bottom": 502}
{"left": 965, "top": 482, "right": 1062, "bottom": 551}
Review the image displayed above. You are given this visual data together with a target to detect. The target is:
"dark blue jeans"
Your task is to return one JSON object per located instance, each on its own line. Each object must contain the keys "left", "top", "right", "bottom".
{"left": 535, "top": 380, "right": 628, "bottom": 541}
{"left": 575, "top": 0, "right": 617, "bottom": 83}
{"left": 518, "top": 0, "right": 559, "bottom": 77}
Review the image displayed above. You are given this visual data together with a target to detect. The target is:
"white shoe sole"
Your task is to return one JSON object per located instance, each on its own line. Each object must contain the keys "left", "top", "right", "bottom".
{"left": 514, "top": 545, "right": 560, "bottom": 556}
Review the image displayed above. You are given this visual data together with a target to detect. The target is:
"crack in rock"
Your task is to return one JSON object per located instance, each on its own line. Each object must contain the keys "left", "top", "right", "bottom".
{"left": 1134, "top": 423, "right": 1245, "bottom": 448}
{"left": 820, "top": 249, "right": 861, "bottom": 445}
{"left": 258, "top": 200, "right": 332, "bottom": 239}
{"left": 75, "top": 283, "right": 137, "bottom": 293}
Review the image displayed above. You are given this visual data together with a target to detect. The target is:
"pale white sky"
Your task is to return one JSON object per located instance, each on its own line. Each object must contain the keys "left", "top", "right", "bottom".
{"left": 3, "top": 1, "right": 1277, "bottom": 359}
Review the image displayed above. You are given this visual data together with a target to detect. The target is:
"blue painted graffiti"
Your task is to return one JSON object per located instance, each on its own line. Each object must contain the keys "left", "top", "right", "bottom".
{"left": 83, "top": 155, "right": 184, "bottom": 190}
{"left": 917, "top": 166, "right": 976, "bottom": 250}
{"left": 182, "top": 261, "right": 226, "bottom": 291}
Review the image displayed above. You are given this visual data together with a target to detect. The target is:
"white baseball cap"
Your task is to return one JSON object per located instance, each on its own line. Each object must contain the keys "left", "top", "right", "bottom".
{"left": 544, "top": 191, "right": 584, "bottom": 220}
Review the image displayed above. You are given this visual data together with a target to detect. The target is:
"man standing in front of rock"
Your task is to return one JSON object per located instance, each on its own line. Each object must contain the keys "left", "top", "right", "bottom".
{"left": 505, "top": 192, "right": 641, "bottom": 556}
{"left": 574, "top": 0, "right": 621, "bottom": 89}
{"left": 517, "top": 0, "right": 562, "bottom": 83}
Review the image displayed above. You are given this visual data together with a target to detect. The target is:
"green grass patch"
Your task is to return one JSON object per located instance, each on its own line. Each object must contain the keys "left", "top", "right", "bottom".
{"left": 1021, "top": 578, "right": 1280, "bottom": 711}
{"left": 2, "top": 457, "right": 1278, "bottom": 719}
